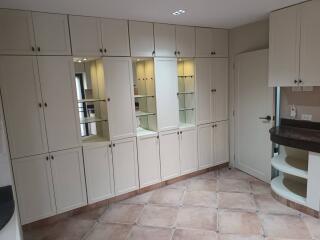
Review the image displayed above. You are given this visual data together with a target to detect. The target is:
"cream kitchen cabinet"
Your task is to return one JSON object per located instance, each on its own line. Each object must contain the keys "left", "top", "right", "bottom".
{"left": 269, "top": 1, "right": 320, "bottom": 87}
{"left": 159, "top": 130, "right": 181, "bottom": 180}
{"left": 83, "top": 143, "right": 114, "bottom": 204}
{"left": 154, "top": 58, "right": 179, "bottom": 132}
{"left": 175, "top": 25, "right": 195, "bottom": 58}
{"left": 137, "top": 135, "right": 161, "bottom": 188}
{"left": 154, "top": 23, "right": 176, "bottom": 57}
{"left": 196, "top": 27, "right": 228, "bottom": 57}
{"left": 0, "top": 9, "right": 35, "bottom": 55}
{"left": 12, "top": 154, "right": 56, "bottom": 225}
{"left": 196, "top": 58, "right": 228, "bottom": 125}
{"left": 213, "top": 121, "right": 229, "bottom": 165}
{"left": 0, "top": 56, "right": 48, "bottom": 159}
{"left": 129, "top": 21, "right": 155, "bottom": 57}
{"left": 32, "top": 12, "right": 71, "bottom": 55}
{"left": 179, "top": 128, "right": 198, "bottom": 175}
{"left": 111, "top": 137, "right": 139, "bottom": 195}
{"left": 103, "top": 57, "right": 136, "bottom": 140}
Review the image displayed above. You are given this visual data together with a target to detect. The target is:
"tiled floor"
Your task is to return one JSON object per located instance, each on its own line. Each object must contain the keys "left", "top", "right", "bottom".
{"left": 23, "top": 167, "right": 320, "bottom": 240}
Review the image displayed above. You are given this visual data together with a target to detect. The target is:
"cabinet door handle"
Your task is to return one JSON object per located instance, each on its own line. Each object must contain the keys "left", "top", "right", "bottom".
{"left": 156, "top": 135, "right": 159, "bottom": 139}
{"left": 180, "top": 131, "right": 182, "bottom": 134}
{"left": 51, "top": 155, "right": 54, "bottom": 160}
{"left": 178, "top": 51, "right": 181, "bottom": 55}
{"left": 298, "top": 79, "right": 302, "bottom": 84}
{"left": 44, "top": 102, "right": 48, "bottom": 107}
{"left": 177, "top": 131, "right": 180, "bottom": 135}
{"left": 99, "top": 48, "right": 103, "bottom": 53}
{"left": 37, "top": 47, "right": 40, "bottom": 52}
{"left": 46, "top": 156, "right": 49, "bottom": 161}
{"left": 104, "top": 48, "right": 107, "bottom": 54}
{"left": 38, "top": 103, "right": 42, "bottom": 108}
{"left": 109, "top": 144, "right": 112, "bottom": 148}
{"left": 152, "top": 50, "right": 155, "bottom": 56}
{"left": 294, "top": 80, "right": 298, "bottom": 84}
{"left": 113, "top": 143, "right": 115, "bottom": 147}
{"left": 174, "top": 51, "right": 177, "bottom": 55}
{"left": 211, "top": 89, "right": 216, "bottom": 93}
{"left": 107, "top": 98, "right": 111, "bottom": 102}
{"left": 31, "top": 46, "right": 35, "bottom": 52}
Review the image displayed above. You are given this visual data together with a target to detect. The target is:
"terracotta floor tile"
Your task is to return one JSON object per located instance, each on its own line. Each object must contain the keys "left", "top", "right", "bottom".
{"left": 149, "top": 188, "right": 185, "bottom": 206}
{"left": 254, "top": 194, "right": 299, "bottom": 215}
{"left": 100, "top": 203, "right": 144, "bottom": 224}
{"left": 196, "top": 171, "right": 219, "bottom": 180}
{"left": 218, "top": 210, "right": 263, "bottom": 235}
{"left": 218, "top": 178, "right": 251, "bottom": 193}
{"left": 85, "top": 223, "right": 132, "bottom": 240}
{"left": 218, "top": 192, "right": 256, "bottom": 211}
{"left": 172, "top": 228, "right": 218, "bottom": 240}
{"left": 138, "top": 205, "right": 178, "bottom": 228}
{"left": 302, "top": 215, "right": 320, "bottom": 239}
{"left": 127, "top": 225, "right": 173, "bottom": 240}
{"left": 176, "top": 206, "right": 217, "bottom": 231}
{"left": 121, "top": 191, "right": 153, "bottom": 204}
{"left": 187, "top": 179, "right": 217, "bottom": 192}
{"left": 165, "top": 179, "right": 191, "bottom": 190}
{"left": 250, "top": 180, "right": 271, "bottom": 194}
{"left": 260, "top": 214, "right": 311, "bottom": 239}
{"left": 183, "top": 191, "right": 217, "bottom": 208}
{"left": 219, "top": 168, "right": 257, "bottom": 181}
{"left": 219, "top": 234, "right": 264, "bottom": 240}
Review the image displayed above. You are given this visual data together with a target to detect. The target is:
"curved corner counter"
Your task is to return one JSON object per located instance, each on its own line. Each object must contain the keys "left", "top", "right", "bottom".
{"left": 270, "top": 119, "right": 320, "bottom": 218}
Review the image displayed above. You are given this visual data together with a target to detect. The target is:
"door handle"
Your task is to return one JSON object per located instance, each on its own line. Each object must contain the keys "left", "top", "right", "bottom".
{"left": 259, "top": 115, "right": 271, "bottom": 121}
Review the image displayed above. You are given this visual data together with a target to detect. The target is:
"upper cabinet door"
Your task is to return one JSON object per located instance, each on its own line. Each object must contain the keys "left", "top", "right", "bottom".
{"left": 212, "top": 58, "right": 228, "bottom": 122}
{"left": 69, "top": 15, "right": 102, "bottom": 56}
{"left": 129, "top": 21, "right": 155, "bottom": 57}
{"left": 212, "top": 29, "right": 228, "bottom": 57}
{"left": 154, "top": 58, "right": 179, "bottom": 132}
{"left": 269, "top": 6, "right": 301, "bottom": 87}
{"left": 0, "top": 56, "right": 48, "bottom": 159}
{"left": 196, "top": 58, "right": 213, "bottom": 125}
{"left": 175, "top": 25, "right": 195, "bottom": 58}
{"left": 213, "top": 121, "right": 229, "bottom": 166}
{"left": 196, "top": 27, "right": 213, "bottom": 57}
{"left": 37, "top": 56, "right": 80, "bottom": 152}
{"left": 100, "top": 18, "right": 130, "bottom": 56}
{"left": 32, "top": 12, "right": 71, "bottom": 55}
{"left": 104, "top": 57, "right": 136, "bottom": 140}
{"left": 154, "top": 23, "right": 176, "bottom": 57}
{"left": 50, "top": 148, "right": 87, "bottom": 213}
{"left": 300, "top": 0, "right": 320, "bottom": 86}
{"left": 0, "top": 9, "right": 35, "bottom": 55}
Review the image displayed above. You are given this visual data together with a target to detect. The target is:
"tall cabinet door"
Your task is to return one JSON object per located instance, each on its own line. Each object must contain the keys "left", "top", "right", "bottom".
{"left": 83, "top": 143, "right": 114, "bottom": 204}
{"left": 196, "top": 58, "right": 213, "bottom": 125}
{"left": 212, "top": 29, "right": 229, "bottom": 57}
{"left": 104, "top": 57, "right": 136, "bottom": 140}
{"left": 12, "top": 154, "right": 56, "bottom": 225}
{"left": 112, "top": 137, "right": 139, "bottom": 195}
{"left": 0, "top": 56, "right": 48, "bottom": 159}
{"left": 154, "top": 23, "right": 176, "bottom": 57}
{"left": 137, "top": 135, "right": 161, "bottom": 188}
{"left": 32, "top": 12, "right": 71, "bottom": 55}
{"left": 269, "top": 6, "right": 300, "bottom": 87}
{"left": 69, "top": 15, "right": 102, "bottom": 56}
{"left": 160, "top": 130, "right": 180, "bottom": 180}
{"left": 195, "top": 27, "right": 213, "bottom": 57}
{"left": 38, "top": 56, "right": 80, "bottom": 152}
{"left": 129, "top": 21, "right": 155, "bottom": 57}
{"left": 300, "top": 0, "right": 320, "bottom": 86}
{"left": 175, "top": 25, "right": 195, "bottom": 58}
{"left": 100, "top": 18, "right": 130, "bottom": 56}
{"left": 212, "top": 58, "right": 228, "bottom": 122}
{"left": 50, "top": 148, "right": 87, "bottom": 213}
{"left": 213, "top": 121, "right": 229, "bottom": 165}
{"left": 180, "top": 128, "right": 198, "bottom": 175}
{"left": 0, "top": 9, "right": 35, "bottom": 55}
{"left": 198, "top": 123, "right": 213, "bottom": 169}
{"left": 154, "top": 58, "right": 179, "bottom": 132}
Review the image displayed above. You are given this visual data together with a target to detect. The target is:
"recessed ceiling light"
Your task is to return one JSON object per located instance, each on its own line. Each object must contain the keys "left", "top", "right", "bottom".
{"left": 172, "top": 9, "right": 186, "bottom": 16}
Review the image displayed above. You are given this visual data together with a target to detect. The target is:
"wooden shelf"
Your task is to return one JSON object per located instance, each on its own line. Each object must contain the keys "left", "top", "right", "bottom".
{"left": 271, "top": 155, "right": 308, "bottom": 179}
{"left": 134, "top": 95, "right": 155, "bottom": 98}
{"left": 136, "top": 111, "right": 156, "bottom": 117}
{"left": 77, "top": 98, "right": 105, "bottom": 103}
{"left": 271, "top": 175, "right": 307, "bottom": 206}
{"left": 80, "top": 117, "right": 108, "bottom": 124}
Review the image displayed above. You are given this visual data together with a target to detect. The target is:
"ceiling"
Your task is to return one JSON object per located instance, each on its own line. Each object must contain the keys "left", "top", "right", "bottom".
{"left": 0, "top": 0, "right": 305, "bottom": 29}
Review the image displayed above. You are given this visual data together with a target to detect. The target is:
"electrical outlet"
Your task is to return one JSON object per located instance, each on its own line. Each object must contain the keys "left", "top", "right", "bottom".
{"left": 301, "top": 114, "right": 312, "bottom": 121}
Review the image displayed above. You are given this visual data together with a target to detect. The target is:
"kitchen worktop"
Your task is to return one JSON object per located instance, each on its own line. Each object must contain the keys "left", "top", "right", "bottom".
{"left": 0, "top": 185, "right": 15, "bottom": 231}
{"left": 270, "top": 118, "right": 320, "bottom": 153}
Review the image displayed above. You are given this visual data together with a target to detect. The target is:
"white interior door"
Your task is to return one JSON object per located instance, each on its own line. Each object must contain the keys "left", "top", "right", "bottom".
{"left": 38, "top": 56, "right": 80, "bottom": 152}
{"left": 235, "top": 49, "right": 273, "bottom": 182}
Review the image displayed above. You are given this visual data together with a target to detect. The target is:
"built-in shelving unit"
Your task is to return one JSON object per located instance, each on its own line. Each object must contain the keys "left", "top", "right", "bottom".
{"left": 132, "top": 58, "right": 158, "bottom": 135}
{"left": 177, "top": 59, "right": 195, "bottom": 128}
{"left": 74, "top": 57, "right": 109, "bottom": 143}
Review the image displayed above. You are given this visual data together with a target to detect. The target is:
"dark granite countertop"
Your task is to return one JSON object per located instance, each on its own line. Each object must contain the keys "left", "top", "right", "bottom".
{"left": 0, "top": 185, "right": 15, "bottom": 231}
{"left": 270, "top": 119, "right": 320, "bottom": 153}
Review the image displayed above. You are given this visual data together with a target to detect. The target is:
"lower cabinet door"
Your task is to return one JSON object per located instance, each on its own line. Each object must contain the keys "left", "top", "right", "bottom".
{"left": 213, "top": 121, "right": 229, "bottom": 165}
{"left": 83, "top": 143, "right": 114, "bottom": 204}
{"left": 137, "top": 135, "right": 161, "bottom": 188}
{"left": 112, "top": 137, "right": 139, "bottom": 195}
{"left": 50, "top": 148, "right": 87, "bottom": 213}
{"left": 159, "top": 130, "right": 180, "bottom": 180}
{"left": 198, "top": 123, "right": 214, "bottom": 169}
{"left": 180, "top": 128, "right": 198, "bottom": 175}
{"left": 12, "top": 154, "right": 56, "bottom": 224}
